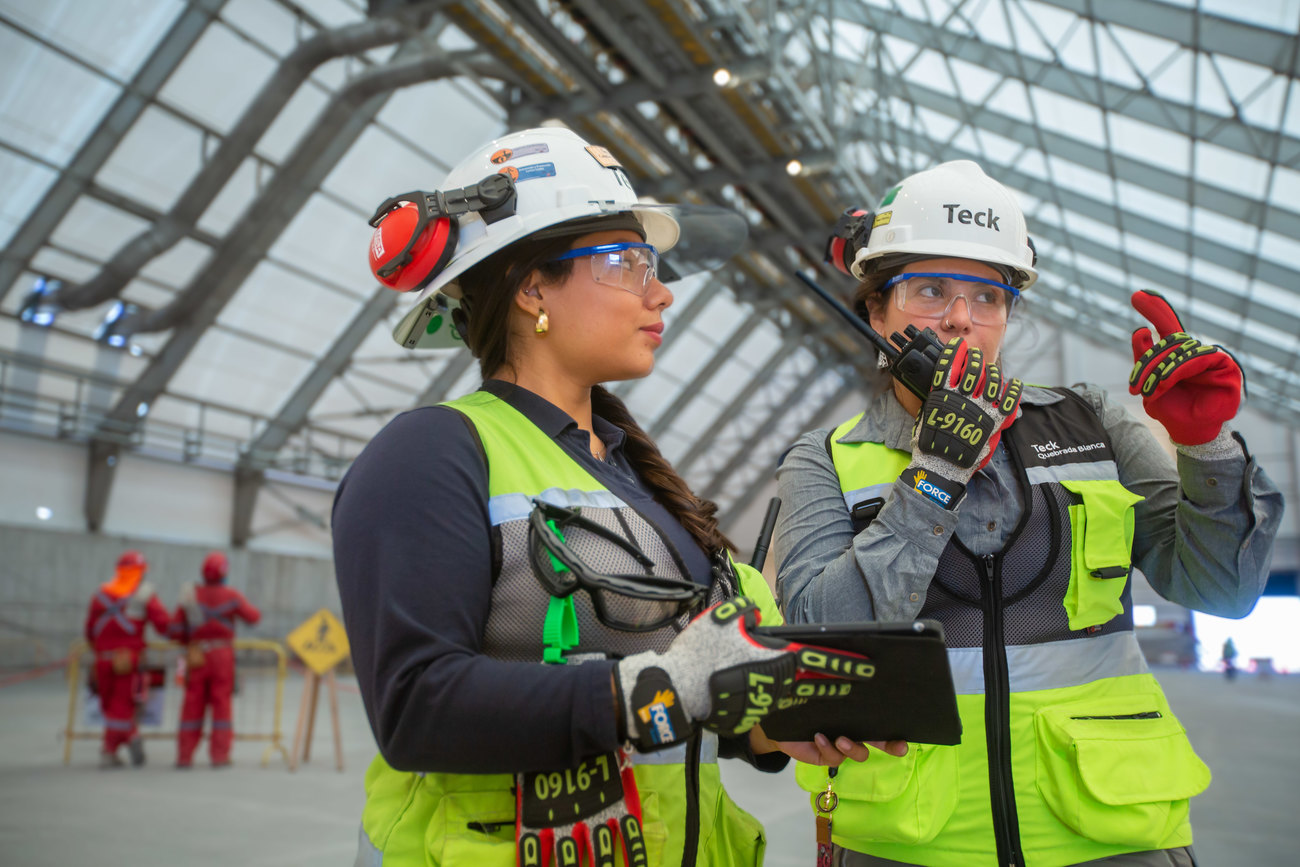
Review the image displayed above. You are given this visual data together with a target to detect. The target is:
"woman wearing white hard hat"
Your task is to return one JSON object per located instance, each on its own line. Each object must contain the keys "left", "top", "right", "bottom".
{"left": 774, "top": 160, "right": 1281, "bottom": 866}
{"left": 334, "top": 127, "right": 881, "bottom": 867}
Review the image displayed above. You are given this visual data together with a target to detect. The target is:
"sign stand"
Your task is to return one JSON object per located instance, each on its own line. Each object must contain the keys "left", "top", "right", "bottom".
{"left": 285, "top": 609, "right": 350, "bottom": 772}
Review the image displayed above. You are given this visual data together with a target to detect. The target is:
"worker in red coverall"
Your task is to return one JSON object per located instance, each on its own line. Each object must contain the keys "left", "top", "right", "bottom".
{"left": 173, "top": 552, "right": 261, "bottom": 768}
{"left": 85, "top": 550, "right": 171, "bottom": 768}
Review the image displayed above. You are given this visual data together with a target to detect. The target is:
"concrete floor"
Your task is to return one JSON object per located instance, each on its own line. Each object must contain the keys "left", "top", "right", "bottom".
{"left": 0, "top": 666, "right": 1295, "bottom": 866}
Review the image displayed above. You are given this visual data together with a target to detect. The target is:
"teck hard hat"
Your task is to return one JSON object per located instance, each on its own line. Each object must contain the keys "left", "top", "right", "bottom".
{"left": 848, "top": 160, "right": 1037, "bottom": 290}
{"left": 375, "top": 127, "right": 747, "bottom": 349}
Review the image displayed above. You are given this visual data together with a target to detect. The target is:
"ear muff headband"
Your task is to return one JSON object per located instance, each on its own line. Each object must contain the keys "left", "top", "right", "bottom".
{"left": 367, "top": 173, "right": 517, "bottom": 293}
{"left": 825, "top": 207, "right": 874, "bottom": 276}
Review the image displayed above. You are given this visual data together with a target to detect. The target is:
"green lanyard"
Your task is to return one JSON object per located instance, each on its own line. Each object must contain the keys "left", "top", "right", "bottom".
{"left": 540, "top": 518, "right": 580, "bottom": 664}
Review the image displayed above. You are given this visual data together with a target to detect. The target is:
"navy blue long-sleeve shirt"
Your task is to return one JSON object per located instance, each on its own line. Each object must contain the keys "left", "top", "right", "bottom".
{"left": 332, "top": 380, "right": 725, "bottom": 774}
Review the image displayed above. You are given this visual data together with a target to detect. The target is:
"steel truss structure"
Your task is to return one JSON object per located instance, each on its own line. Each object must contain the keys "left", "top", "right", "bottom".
{"left": 1, "top": 0, "right": 1298, "bottom": 547}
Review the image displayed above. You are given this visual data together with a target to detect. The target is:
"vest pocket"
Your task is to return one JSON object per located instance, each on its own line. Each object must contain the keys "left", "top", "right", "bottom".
{"left": 701, "top": 785, "right": 766, "bottom": 866}
{"left": 795, "top": 744, "right": 959, "bottom": 845}
{"left": 1034, "top": 695, "right": 1210, "bottom": 848}
{"left": 1060, "top": 480, "right": 1145, "bottom": 630}
{"left": 426, "top": 788, "right": 516, "bottom": 865}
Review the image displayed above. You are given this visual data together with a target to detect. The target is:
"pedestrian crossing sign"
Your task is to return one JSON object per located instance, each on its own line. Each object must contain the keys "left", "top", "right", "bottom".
{"left": 287, "top": 609, "right": 350, "bottom": 674}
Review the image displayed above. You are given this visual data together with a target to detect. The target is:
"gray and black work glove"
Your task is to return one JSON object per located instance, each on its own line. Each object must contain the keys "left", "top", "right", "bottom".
{"left": 904, "top": 336, "right": 1022, "bottom": 509}
{"left": 614, "top": 597, "right": 873, "bottom": 753}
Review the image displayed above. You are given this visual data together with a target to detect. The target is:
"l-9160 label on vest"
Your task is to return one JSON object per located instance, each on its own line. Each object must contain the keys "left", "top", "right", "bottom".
{"left": 521, "top": 751, "right": 624, "bottom": 826}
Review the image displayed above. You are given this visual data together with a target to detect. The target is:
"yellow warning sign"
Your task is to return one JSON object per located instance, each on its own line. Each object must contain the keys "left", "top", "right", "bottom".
{"left": 286, "top": 609, "right": 350, "bottom": 675}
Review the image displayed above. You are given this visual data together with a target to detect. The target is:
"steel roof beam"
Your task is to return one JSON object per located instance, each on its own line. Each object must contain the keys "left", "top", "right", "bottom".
{"left": 0, "top": 0, "right": 227, "bottom": 304}
{"left": 83, "top": 46, "right": 490, "bottom": 531}
{"left": 649, "top": 308, "right": 765, "bottom": 439}
{"left": 1034, "top": 0, "right": 1294, "bottom": 75}
{"left": 44, "top": 14, "right": 414, "bottom": 316}
{"left": 719, "top": 372, "right": 857, "bottom": 537}
{"left": 818, "top": 6, "right": 1300, "bottom": 167}
{"left": 857, "top": 73, "right": 1300, "bottom": 247}
{"left": 676, "top": 332, "right": 806, "bottom": 478}
{"left": 699, "top": 361, "right": 830, "bottom": 502}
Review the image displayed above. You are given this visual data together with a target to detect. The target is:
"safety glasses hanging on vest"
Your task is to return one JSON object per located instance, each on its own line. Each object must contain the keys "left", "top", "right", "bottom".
{"left": 883, "top": 272, "right": 1020, "bottom": 326}
{"left": 528, "top": 501, "right": 707, "bottom": 633}
{"left": 547, "top": 242, "right": 660, "bottom": 296}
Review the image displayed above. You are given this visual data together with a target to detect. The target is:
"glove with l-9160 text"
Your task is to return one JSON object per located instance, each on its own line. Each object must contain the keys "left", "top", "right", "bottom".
{"left": 904, "top": 337, "right": 1022, "bottom": 510}
{"left": 1128, "top": 290, "right": 1243, "bottom": 446}
{"left": 614, "top": 597, "right": 875, "bottom": 753}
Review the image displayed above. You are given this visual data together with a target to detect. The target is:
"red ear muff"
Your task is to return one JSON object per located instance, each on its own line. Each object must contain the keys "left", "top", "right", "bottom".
{"left": 826, "top": 207, "right": 873, "bottom": 276}
{"left": 369, "top": 201, "right": 458, "bottom": 292}
{"left": 367, "top": 174, "right": 517, "bottom": 294}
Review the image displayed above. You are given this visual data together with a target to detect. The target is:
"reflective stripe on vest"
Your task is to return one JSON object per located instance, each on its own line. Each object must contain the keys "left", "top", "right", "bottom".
{"left": 91, "top": 591, "right": 138, "bottom": 638}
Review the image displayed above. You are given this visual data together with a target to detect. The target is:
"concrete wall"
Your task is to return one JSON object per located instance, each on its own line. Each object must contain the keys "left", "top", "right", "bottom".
{"left": 0, "top": 522, "right": 338, "bottom": 668}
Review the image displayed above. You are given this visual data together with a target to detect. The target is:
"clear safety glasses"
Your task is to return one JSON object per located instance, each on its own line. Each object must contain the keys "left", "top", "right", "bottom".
{"left": 883, "top": 272, "right": 1020, "bottom": 326}
{"left": 548, "top": 242, "right": 660, "bottom": 295}
{"left": 528, "top": 501, "right": 707, "bottom": 632}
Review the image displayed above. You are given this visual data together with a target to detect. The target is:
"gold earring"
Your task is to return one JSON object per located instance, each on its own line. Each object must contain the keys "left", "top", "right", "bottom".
{"left": 535, "top": 309, "right": 549, "bottom": 334}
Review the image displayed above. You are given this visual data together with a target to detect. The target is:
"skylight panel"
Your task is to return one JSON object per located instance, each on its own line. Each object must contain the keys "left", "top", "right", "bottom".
{"left": 1004, "top": 1, "right": 1058, "bottom": 64}
{"left": 1194, "top": 141, "right": 1271, "bottom": 200}
{"left": 1044, "top": 155, "right": 1113, "bottom": 200}
{"left": 221, "top": 0, "right": 302, "bottom": 58}
{"left": 198, "top": 158, "right": 260, "bottom": 237}
{"left": 172, "top": 329, "right": 314, "bottom": 413}
{"left": 269, "top": 193, "right": 372, "bottom": 290}
{"left": 965, "top": 0, "right": 1014, "bottom": 49}
{"left": 378, "top": 78, "right": 506, "bottom": 172}
{"left": 0, "top": 150, "right": 56, "bottom": 249}
{"left": 95, "top": 107, "right": 205, "bottom": 212}
{"left": 157, "top": 22, "right": 276, "bottom": 135}
{"left": 1106, "top": 113, "right": 1192, "bottom": 174}
{"left": 323, "top": 127, "right": 448, "bottom": 209}
{"left": 48, "top": 197, "right": 150, "bottom": 262}
{"left": 945, "top": 56, "right": 1004, "bottom": 105}
{"left": 1029, "top": 86, "right": 1106, "bottom": 147}
{"left": 255, "top": 84, "right": 330, "bottom": 164}
{"left": 0, "top": 27, "right": 119, "bottom": 167}
{"left": 1061, "top": 210, "right": 1123, "bottom": 249}
{"left": 0, "top": 0, "right": 182, "bottom": 80}
{"left": 1115, "top": 180, "right": 1192, "bottom": 229}
{"left": 1143, "top": 47, "right": 1195, "bottom": 108}
{"left": 138, "top": 238, "right": 213, "bottom": 289}
{"left": 1193, "top": 0, "right": 1300, "bottom": 30}
{"left": 218, "top": 259, "right": 360, "bottom": 349}
{"left": 1122, "top": 234, "right": 1190, "bottom": 274}
{"left": 1092, "top": 25, "right": 1145, "bottom": 90}
{"left": 1104, "top": 23, "right": 1179, "bottom": 82}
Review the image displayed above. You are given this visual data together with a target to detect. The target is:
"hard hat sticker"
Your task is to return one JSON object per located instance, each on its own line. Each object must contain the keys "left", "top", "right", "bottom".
{"left": 879, "top": 184, "right": 901, "bottom": 207}
{"left": 490, "top": 142, "right": 550, "bottom": 164}
{"left": 873, "top": 212, "right": 892, "bottom": 228}
{"left": 496, "top": 162, "right": 556, "bottom": 183}
{"left": 585, "top": 145, "right": 623, "bottom": 168}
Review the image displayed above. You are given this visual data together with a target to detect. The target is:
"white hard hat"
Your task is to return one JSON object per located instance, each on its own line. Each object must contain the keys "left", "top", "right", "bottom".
{"left": 386, "top": 127, "right": 747, "bottom": 349}
{"left": 851, "top": 160, "right": 1037, "bottom": 290}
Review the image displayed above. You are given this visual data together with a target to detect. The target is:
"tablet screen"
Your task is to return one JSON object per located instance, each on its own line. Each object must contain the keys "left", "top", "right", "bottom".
{"left": 752, "top": 621, "right": 962, "bottom": 745}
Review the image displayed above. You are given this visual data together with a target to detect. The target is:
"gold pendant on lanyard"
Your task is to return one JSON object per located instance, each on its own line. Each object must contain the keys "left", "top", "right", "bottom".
{"left": 815, "top": 767, "right": 839, "bottom": 867}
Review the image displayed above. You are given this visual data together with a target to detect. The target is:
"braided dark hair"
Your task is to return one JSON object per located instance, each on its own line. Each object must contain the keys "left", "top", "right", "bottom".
{"left": 454, "top": 226, "right": 735, "bottom": 555}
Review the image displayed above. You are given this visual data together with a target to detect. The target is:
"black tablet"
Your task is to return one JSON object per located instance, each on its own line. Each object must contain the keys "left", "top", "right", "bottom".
{"left": 752, "top": 620, "right": 962, "bottom": 745}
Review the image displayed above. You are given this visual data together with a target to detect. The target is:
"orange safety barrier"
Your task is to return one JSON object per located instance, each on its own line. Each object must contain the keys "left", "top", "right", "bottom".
{"left": 63, "top": 638, "right": 291, "bottom": 768}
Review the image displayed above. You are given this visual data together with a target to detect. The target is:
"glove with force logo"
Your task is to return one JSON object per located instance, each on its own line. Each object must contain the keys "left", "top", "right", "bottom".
{"left": 1128, "top": 290, "right": 1244, "bottom": 446}
{"left": 905, "top": 337, "right": 1023, "bottom": 509}
{"left": 614, "top": 597, "right": 876, "bottom": 753}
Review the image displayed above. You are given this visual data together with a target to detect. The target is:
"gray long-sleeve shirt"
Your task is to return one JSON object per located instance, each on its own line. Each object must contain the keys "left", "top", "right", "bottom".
{"left": 775, "top": 383, "right": 1283, "bottom": 625}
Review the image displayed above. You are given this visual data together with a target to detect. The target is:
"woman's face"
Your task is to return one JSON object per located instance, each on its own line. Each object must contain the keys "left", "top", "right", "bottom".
{"left": 867, "top": 257, "right": 1012, "bottom": 362}
{"left": 523, "top": 229, "right": 673, "bottom": 385}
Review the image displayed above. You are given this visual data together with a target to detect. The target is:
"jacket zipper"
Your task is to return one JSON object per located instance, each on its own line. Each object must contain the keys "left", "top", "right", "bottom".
{"left": 979, "top": 553, "right": 1024, "bottom": 867}
{"left": 683, "top": 731, "right": 702, "bottom": 865}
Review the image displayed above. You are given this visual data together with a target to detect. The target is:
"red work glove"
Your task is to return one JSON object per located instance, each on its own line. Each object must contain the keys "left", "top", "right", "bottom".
{"left": 1128, "top": 290, "right": 1243, "bottom": 445}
